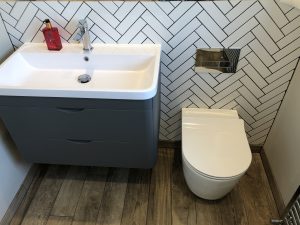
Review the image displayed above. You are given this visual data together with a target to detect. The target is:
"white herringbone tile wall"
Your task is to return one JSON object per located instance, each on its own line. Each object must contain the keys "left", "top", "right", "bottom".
{"left": 0, "top": 1, "right": 300, "bottom": 145}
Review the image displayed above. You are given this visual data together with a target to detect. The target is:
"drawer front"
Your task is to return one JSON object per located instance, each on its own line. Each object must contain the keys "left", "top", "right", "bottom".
{"left": 0, "top": 106, "right": 153, "bottom": 140}
{"left": 14, "top": 138, "right": 157, "bottom": 168}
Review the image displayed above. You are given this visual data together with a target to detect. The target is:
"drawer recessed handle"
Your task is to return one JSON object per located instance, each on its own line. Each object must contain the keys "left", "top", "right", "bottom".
{"left": 67, "top": 139, "right": 92, "bottom": 144}
{"left": 57, "top": 107, "right": 85, "bottom": 113}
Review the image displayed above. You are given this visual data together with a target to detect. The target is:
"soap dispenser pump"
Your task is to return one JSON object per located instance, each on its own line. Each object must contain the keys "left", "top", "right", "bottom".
{"left": 42, "top": 19, "right": 62, "bottom": 51}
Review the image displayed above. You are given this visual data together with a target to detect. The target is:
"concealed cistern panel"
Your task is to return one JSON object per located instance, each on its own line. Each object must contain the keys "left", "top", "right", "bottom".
{"left": 195, "top": 48, "right": 241, "bottom": 73}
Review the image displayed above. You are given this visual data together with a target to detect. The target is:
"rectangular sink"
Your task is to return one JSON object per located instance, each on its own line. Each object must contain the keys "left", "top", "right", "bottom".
{"left": 0, "top": 43, "right": 161, "bottom": 100}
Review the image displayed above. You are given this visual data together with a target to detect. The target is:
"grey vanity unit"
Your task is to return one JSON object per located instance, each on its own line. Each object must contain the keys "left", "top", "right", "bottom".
{"left": 0, "top": 92, "right": 160, "bottom": 168}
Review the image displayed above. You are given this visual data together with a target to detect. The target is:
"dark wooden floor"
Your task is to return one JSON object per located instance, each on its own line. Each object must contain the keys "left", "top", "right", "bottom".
{"left": 10, "top": 148, "right": 279, "bottom": 225}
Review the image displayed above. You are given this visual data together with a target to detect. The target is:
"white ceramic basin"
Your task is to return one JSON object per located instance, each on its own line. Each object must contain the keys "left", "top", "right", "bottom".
{"left": 0, "top": 43, "right": 161, "bottom": 100}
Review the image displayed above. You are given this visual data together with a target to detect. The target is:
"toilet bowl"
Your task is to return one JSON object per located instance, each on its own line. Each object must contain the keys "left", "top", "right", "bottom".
{"left": 182, "top": 108, "right": 252, "bottom": 200}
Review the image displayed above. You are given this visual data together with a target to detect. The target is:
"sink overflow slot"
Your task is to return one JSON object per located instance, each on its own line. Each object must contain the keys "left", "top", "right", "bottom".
{"left": 84, "top": 56, "right": 89, "bottom": 62}
{"left": 78, "top": 74, "right": 91, "bottom": 84}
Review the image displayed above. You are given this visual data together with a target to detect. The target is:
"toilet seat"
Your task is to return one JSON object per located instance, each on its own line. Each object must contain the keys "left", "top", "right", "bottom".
{"left": 182, "top": 108, "right": 252, "bottom": 179}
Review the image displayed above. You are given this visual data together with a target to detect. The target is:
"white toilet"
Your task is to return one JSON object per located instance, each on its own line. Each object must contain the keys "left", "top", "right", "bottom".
{"left": 182, "top": 108, "right": 252, "bottom": 200}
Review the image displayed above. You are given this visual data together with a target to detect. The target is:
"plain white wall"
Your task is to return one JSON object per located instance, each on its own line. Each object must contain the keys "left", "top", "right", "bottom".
{"left": 0, "top": 18, "right": 31, "bottom": 221}
{"left": 264, "top": 60, "right": 300, "bottom": 206}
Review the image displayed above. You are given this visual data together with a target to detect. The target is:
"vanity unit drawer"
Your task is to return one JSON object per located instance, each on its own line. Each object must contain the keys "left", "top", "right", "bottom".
{"left": 14, "top": 138, "right": 156, "bottom": 168}
{"left": 0, "top": 106, "right": 153, "bottom": 141}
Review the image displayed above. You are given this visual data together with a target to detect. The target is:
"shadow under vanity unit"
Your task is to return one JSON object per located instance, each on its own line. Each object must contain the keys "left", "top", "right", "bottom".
{"left": 0, "top": 43, "right": 161, "bottom": 168}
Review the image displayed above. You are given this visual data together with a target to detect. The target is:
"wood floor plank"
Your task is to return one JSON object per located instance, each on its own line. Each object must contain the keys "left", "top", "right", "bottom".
{"left": 120, "top": 168, "right": 151, "bottom": 225}
{"left": 51, "top": 166, "right": 88, "bottom": 217}
{"left": 171, "top": 149, "right": 196, "bottom": 225}
{"left": 229, "top": 185, "right": 249, "bottom": 225}
{"left": 146, "top": 148, "right": 173, "bottom": 225}
{"left": 20, "top": 165, "right": 69, "bottom": 225}
{"left": 240, "top": 153, "right": 273, "bottom": 225}
{"left": 254, "top": 154, "right": 279, "bottom": 218}
{"left": 72, "top": 167, "right": 109, "bottom": 225}
{"left": 46, "top": 216, "right": 72, "bottom": 225}
{"left": 195, "top": 199, "right": 222, "bottom": 225}
{"left": 96, "top": 168, "right": 129, "bottom": 225}
{"left": 9, "top": 166, "right": 47, "bottom": 225}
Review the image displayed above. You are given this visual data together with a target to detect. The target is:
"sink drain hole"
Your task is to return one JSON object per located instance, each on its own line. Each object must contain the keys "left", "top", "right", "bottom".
{"left": 78, "top": 74, "right": 91, "bottom": 83}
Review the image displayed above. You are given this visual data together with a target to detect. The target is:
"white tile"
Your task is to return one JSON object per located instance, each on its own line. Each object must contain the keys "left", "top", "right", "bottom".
{"left": 222, "top": 18, "right": 258, "bottom": 47}
{"left": 240, "top": 75, "right": 264, "bottom": 98}
{"left": 214, "top": 1, "right": 233, "bottom": 14}
{"left": 9, "top": 34, "right": 23, "bottom": 48}
{"left": 10, "top": 2, "right": 28, "bottom": 20}
{"left": 141, "top": 11, "right": 172, "bottom": 42}
{"left": 269, "top": 48, "right": 300, "bottom": 72}
{"left": 251, "top": 111, "right": 277, "bottom": 128}
{"left": 114, "top": 2, "right": 137, "bottom": 21}
{"left": 192, "top": 75, "right": 217, "bottom": 97}
{"left": 263, "top": 70, "right": 293, "bottom": 93}
{"left": 88, "top": 11, "right": 120, "bottom": 41}
{"left": 243, "top": 64, "right": 268, "bottom": 88}
{"left": 161, "top": 52, "right": 172, "bottom": 66}
{"left": 235, "top": 96, "right": 258, "bottom": 116}
{"left": 194, "top": 38, "right": 209, "bottom": 49}
{"left": 90, "top": 25, "right": 116, "bottom": 43}
{"left": 100, "top": 2, "right": 119, "bottom": 14}
{"left": 238, "top": 86, "right": 261, "bottom": 107}
{"left": 156, "top": 2, "right": 175, "bottom": 15}
{"left": 254, "top": 102, "right": 281, "bottom": 120}
{"left": 129, "top": 32, "right": 147, "bottom": 44}
{"left": 260, "top": 82, "right": 289, "bottom": 103}
{"left": 222, "top": 100, "right": 238, "bottom": 109}
{"left": 46, "top": 1, "right": 64, "bottom": 14}
{"left": 168, "top": 99, "right": 192, "bottom": 117}
{"left": 168, "top": 1, "right": 194, "bottom": 21}
{"left": 61, "top": 2, "right": 81, "bottom": 21}
{"left": 0, "top": 9, "right": 17, "bottom": 27}
{"left": 142, "top": 2, "right": 173, "bottom": 29}
{"left": 116, "top": 3, "right": 145, "bottom": 34}
{"left": 65, "top": 3, "right": 91, "bottom": 34}
{"left": 20, "top": 17, "right": 42, "bottom": 43}
{"left": 190, "top": 85, "right": 215, "bottom": 106}
{"left": 248, "top": 129, "right": 270, "bottom": 143}
{"left": 236, "top": 58, "right": 249, "bottom": 70}
{"left": 200, "top": 73, "right": 219, "bottom": 87}
{"left": 235, "top": 105, "right": 255, "bottom": 124}
{"left": 214, "top": 70, "right": 245, "bottom": 92}
{"left": 15, "top": 3, "right": 38, "bottom": 33}
{"left": 169, "top": 32, "right": 199, "bottom": 60}
{"left": 251, "top": 25, "right": 279, "bottom": 55}
{"left": 259, "top": 0, "right": 288, "bottom": 28}
{"left": 211, "top": 91, "right": 240, "bottom": 109}
{"left": 161, "top": 73, "right": 172, "bottom": 86}
{"left": 142, "top": 25, "right": 172, "bottom": 54}
{"left": 273, "top": 36, "right": 300, "bottom": 61}
{"left": 168, "top": 70, "right": 195, "bottom": 91}
{"left": 196, "top": 25, "right": 223, "bottom": 48}
{"left": 168, "top": 58, "right": 195, "bottom": 81}
{"left": 201, "top": 1, "right": 230, "bottom": 28}
{"left": 224, "top": 2, "right": 262, "bottom": 35}
{"left": 118, "top": 18, "right": 146, "bottom": 44}
{"left": 277, "top": 26, "right": 300, "bottom": 48}
{"left": 168, "top": 45, "right": 196, "bottom": 71}
{"left": 266, "top": 59, "right": 297, "bottom": 83}
{"left": 226, "top": 0, "right": 254, "bottom": 21}
{"left": 169, "top": 3, "right": 202, "bottom": 35}
{"left": 246, "top": 52, "right": 271, "bottom": 78}
{"left": 189, "top": 94, "right": 209, "bottom": 108}
{"left": 248, "top": 39, "right": 275, "bottom": 66}
{"left": 32, "top": 2, "right": 67, "bottom": 27}
{"left": 213, "top": 81, "right": 242, "bottom": 102}
{"left": 286, "top": 8, "right": 300, "bottom": 21}
{"left": 168, "top": 89, "right": 193, "bottom": 109}
{"left": 281, "top": 15, "right": 300, "bottom": 35}
{"left": 255, "top": 10, "right": 284, "bottom": 42}
{"left": 168, "top": 18, "right": 200, "bottom": 48}
{"left": 198, "top": 11, "right": 227, "bottom": 42}
{"left": 257, "top": 92, "right": 285, "bottom": 112}
{"left": 4, "top": 21, "right": 22, "bottom": 39}
{"left": 239, "top": 46, "right": 252, "bottom": 59}
{"left": 231, "top": 32, "right": 255, "bottom": 48}
{"left": 168, "top": 80, "right": 194, "bottom": 101}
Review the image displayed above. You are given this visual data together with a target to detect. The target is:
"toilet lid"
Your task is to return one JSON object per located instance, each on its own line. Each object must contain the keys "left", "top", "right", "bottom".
{"left": 182, "top": 117, "right": 252, "bottom": 179}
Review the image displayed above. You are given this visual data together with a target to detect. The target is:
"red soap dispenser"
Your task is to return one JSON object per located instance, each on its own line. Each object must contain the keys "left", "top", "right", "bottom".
{"left": 42, "top": 19, "right": 62, "bottom": 51}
